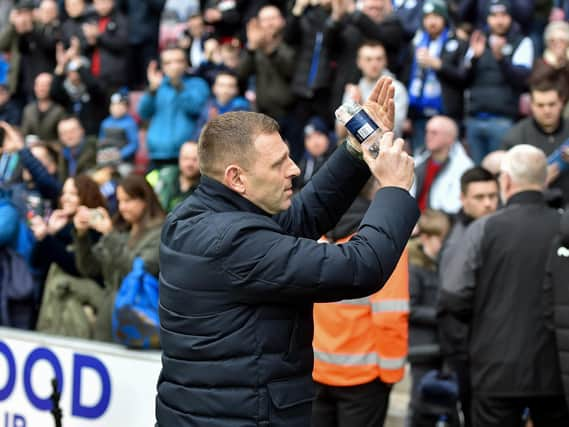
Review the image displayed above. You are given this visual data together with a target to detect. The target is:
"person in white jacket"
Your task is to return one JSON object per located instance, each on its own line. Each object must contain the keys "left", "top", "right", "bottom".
{"left": 412, "top": 115, "right": 474, "bottom": 214}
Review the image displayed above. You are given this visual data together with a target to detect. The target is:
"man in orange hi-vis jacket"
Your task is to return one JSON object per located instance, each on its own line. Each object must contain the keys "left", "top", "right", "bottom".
{"left": 312, "top": 180, "right": 410, "bottom": 427}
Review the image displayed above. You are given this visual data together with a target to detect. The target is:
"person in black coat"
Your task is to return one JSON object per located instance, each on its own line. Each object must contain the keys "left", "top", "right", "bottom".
{"left": 116, "top": 0, "right": 166, "bottom": 89}
{"left": 81, "top": 0, "right": 129, "bottom": 94}
{"left": 156, "top": 78, "right": 419, "bottom": 427}
{"left": 545, "top": 207, "right": 569, "bottom": 412}
{"left": 438, "top": 144, "right": 569, "bottom": 425}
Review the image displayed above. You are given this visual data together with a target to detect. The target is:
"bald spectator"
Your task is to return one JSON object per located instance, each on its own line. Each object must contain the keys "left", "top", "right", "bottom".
{"left": 146, "top": 141, "right": 200, "bottom": 211}
{"left": 21, "top": 73, "right": 66, "bottom": 143}
{"left": 412, "top": 115, "right": 474, "bottom": 213}
{"left": 438, "top": 145, "right": 569, "bottom": 426}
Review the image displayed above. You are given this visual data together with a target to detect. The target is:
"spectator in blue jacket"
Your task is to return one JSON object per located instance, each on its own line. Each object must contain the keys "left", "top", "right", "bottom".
{"left": 138, "top": 45, "right": 210, "bottom": 168}
{"left": 193, "top": 70, "right": 250, "bottom": 139}
{"left": 99, "top": 90, "right": 139, "bottom": 164}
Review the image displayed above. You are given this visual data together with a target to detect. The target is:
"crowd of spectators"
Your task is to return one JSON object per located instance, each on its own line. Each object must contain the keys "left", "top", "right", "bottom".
{"left": 1, "top": 0, "right": 569, "bottom": 424}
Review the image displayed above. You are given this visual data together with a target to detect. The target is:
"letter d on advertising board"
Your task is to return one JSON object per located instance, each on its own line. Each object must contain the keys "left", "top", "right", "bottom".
{"left": 72, "top": 354, "right": 111, "bottom": 418}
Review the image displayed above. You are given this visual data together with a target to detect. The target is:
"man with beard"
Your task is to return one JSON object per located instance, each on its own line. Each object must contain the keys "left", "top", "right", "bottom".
{"left": 146, "top": 141, "right": 201, "bottom": 211}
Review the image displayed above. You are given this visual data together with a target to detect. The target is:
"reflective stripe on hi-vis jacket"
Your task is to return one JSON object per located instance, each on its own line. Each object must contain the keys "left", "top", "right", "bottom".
{"left": 313, "top": 235, "right": 409, "bottom": 386}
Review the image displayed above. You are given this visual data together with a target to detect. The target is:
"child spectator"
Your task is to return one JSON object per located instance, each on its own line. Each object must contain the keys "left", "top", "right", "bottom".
{"left": 193, "top": 70, "right": 249, "bottom": 139}
{"left": 408, "top": 208, "right": 451, "bottom": 426}
{"left": 293, "top": 117, "right": 335, "bottom": 191}
{"left": 98, "top": 90, "right": 139, "bottom": 174}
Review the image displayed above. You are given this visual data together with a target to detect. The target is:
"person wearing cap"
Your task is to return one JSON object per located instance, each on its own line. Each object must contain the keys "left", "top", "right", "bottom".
{"left": 98, "top": 90, "right": 139, "bottom": 168}
{"left": 458, "top": 0, "right": 533, "bottom": 35}
{"left": 293, "top": 116, "right": 335, "bottom": 191}
{"left": 0, "top": 0, "right": 59, "bottom": 103}
{"left": 404, "top": 0, "right": 469, "bottom": 155}
{"left": 464, "top": 0, "right": 534, "bottom": 164}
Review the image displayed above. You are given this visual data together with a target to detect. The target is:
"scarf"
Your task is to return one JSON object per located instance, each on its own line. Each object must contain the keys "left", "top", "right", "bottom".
{"left": 408, "top": 28, "right": 449, "bottom": 116}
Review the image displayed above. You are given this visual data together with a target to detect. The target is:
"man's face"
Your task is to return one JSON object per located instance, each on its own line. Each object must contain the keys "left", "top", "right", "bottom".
{"left": 531, "top": 90, "right": 564, "bottom": 130}
{"left": 258, "top": 6, "right": 284, "bottom": 37}
{"left": 487, "top": 11, "right": 511, "bottom": 36}
{"left": 425, "top": 118, "right": 452, "bottom": 152}
{"left": 179, "top": 143, "right": 200, "bottom": 180}
{"left": 305, "top": 131, "right": 330, "bottom": 158}
{"left": 58, "top": 119, "right": 84, "bottom": 148}
{"left": 39, "top": 0, "right": 59, "bottom": 23}
{"left": 242, "top": 132, "right": 300, "bottom": 214}
{"left": 93, "top": 0, "right": 114, "bottom": 16}
{"left": 461, "top": 181, "right": 499, "bottom": 219}
{"left": 362, "top": 0, "right": 390, "bottom": 23}
{"left": 34, "top": 73, "right": 52, "bottom": 100}
{"left": 423, "top": 13, "right": 445, "bottom": 37}
{"left": 65, "top": 0, "right": 85, "bottom": 18}
{"left": 357, "top": 45, "right": 387, "bottom": 80}
{"left": 110, "top": 102, "right": 128, "bottom": 118}
{"left": 161, "top": 49, "right": 187, "bottom": 81}
{"left": 213, "top": 74, "right": 238, "bottom": 106}
{"left": 188, "top": 15, "right": 204, "bottom": 38}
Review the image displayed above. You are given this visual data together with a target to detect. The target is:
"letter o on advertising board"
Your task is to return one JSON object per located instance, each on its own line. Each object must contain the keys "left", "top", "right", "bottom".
{"left": 23, "top": 347, "right": 63, "bottom": 410}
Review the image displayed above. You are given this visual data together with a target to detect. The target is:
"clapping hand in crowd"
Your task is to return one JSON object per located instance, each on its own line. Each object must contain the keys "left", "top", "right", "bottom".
{"left": 203, "top": 8, "right": 222, "bottom": 23}
{"left": 416, "top": 47, "right": 442, "bottom": 70}
{"left": 0, "top": 121, "right": 24, "bottom": 153}
{"left": 147, "top": 60, "right": 164, "bottom": 91}
{"left": 74, "top": 206, "right": 113, "bottom": 236}
{"left": 29, "top": 209, "right": 69, "bottom": 241}
{"left": 331, "top": 0, "right": 356, "bottom": 21}
{"left": 55, "top": 37, "right": 81, "bottom": 74}
{"left": 489, "top": 34, "right": 507, "bottom": 60}
{"left": 470, "top": 30, "right": 486, "bottom": 58}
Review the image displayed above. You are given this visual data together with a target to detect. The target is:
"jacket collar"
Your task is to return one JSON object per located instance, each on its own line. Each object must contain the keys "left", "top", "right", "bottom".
{"left": 531, "top": 116, "right": 565, "bottom": 137}
{"left": 455, "top": 208, "right": 475, "bottom": 227}
{"left": 196, "top": 175, "right": 272, "bottom": 217}
{"left": 506, "top": 190, "right": 545, "bottom": 207}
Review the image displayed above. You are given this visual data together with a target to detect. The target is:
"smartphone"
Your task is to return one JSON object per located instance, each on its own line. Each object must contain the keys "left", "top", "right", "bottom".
{"left": 89, "top": 209, "right": 104, "bottom": 224}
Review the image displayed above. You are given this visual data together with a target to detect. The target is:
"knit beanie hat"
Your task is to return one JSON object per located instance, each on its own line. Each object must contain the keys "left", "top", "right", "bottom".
{"left": 422, "top": 0, "right": 449, "bottom": 22}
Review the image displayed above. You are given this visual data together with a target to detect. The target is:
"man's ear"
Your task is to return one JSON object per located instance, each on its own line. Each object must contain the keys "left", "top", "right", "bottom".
{"left": 223, "top": 164, "right": 246, "bottom": 194}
